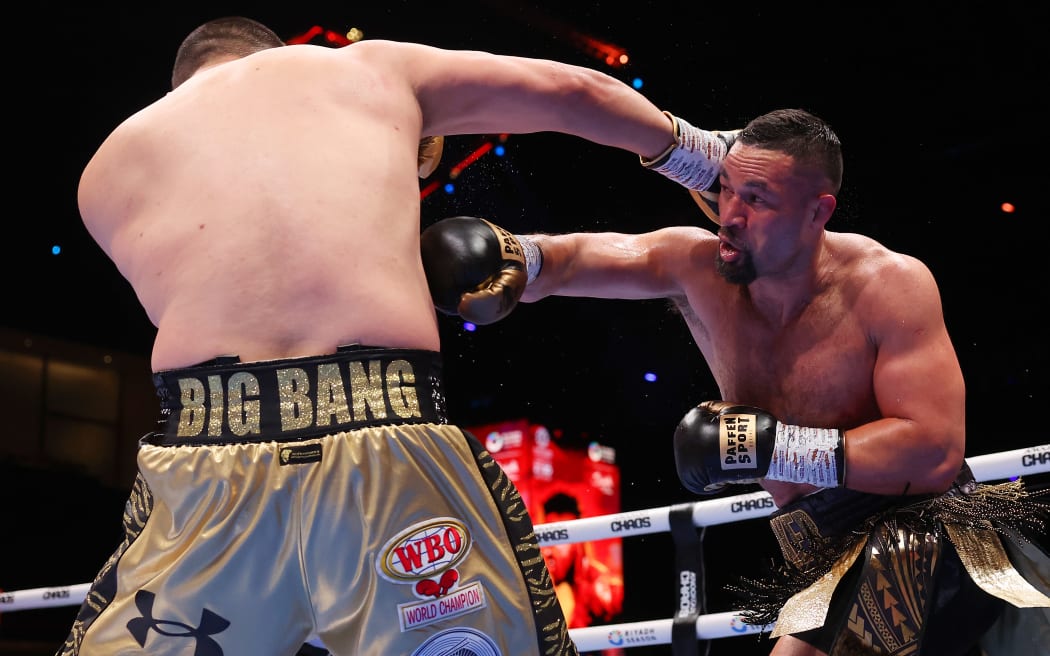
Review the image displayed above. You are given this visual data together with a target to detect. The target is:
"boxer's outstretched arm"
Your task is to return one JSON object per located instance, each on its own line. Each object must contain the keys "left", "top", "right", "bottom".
{"left": 518, "top": 227, "right": 715, "bottom": 303}
{"left": 350, "top": 40, "right": 729, "bottom": 189}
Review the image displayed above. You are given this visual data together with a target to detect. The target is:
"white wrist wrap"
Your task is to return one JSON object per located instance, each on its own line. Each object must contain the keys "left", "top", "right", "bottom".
{"left": 640, "top": 112, "right": 728, "bottom": 191}
{"left": 766, "top": 423, "right": 843, "bottom": 488}
{"left": 516, "top": 234, "right": 543, "bottom": 285}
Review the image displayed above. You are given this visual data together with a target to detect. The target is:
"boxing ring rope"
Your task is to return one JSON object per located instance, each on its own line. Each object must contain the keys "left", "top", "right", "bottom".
{"left": 3, "top": 444, "right": 1048, "bottom": 652}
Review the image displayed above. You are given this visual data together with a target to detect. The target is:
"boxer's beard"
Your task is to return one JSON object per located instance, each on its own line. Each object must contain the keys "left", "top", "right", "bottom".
{"left": 716, "top": 250, "right": 757, "bottom": 285}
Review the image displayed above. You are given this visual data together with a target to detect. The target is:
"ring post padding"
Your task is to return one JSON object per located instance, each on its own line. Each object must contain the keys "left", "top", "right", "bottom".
{"left": 669, "top": 503, "right": 704, "bottom": 656}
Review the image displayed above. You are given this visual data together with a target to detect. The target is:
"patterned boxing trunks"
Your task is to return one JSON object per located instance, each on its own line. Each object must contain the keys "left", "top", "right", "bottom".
{"left": 737, "top": 465, "right": 1050, "bottom": 655}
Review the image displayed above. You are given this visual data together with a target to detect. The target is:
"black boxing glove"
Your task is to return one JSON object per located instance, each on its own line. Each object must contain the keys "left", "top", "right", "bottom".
{"left": 420, "top": 216, "right": 529, "bottom": 325}
{"left": 673, "top": 401, "right": 845, "bottom": 495}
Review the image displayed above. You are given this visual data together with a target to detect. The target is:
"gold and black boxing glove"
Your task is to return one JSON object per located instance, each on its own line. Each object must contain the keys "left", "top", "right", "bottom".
{"left": 420, "top": 216, "right": 530, "bottom": 325}
{"left": 417, "top": 136, "right": 444, "bottom": 178}
{"left": 674, "top": 400, "right": 845, "bottom": 495}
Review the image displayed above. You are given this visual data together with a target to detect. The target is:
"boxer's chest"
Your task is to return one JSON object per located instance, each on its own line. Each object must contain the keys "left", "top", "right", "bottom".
{"left": 688, "top": 293, "right": 879, "bottom": 427}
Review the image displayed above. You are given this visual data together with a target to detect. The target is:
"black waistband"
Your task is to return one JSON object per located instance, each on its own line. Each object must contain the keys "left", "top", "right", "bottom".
{"left": 148, "top": 346, "right": 447, "bottom": 446}
{"left": 770, "top": 462, "right": 978, "bottom": 541}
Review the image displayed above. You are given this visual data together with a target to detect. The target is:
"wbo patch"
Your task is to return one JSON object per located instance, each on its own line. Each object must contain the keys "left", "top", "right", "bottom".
{"left": 376, "top": 517, "right": 488, "bottom": 630}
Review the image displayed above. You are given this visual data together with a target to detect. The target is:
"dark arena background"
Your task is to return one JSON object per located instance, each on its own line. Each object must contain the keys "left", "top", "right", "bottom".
{"left": 3, "top": 2, "right": 1048, "bottom": 654}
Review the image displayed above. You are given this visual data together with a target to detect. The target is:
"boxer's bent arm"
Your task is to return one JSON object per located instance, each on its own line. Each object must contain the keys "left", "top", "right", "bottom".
{"left": 518, "top": 227, "right": 709, "bottom": 303}
{"left": 841, "top": 255, "right": 966, "bottom": 496}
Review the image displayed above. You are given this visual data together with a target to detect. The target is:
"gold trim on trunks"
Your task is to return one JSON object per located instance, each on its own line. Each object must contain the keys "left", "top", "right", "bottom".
{"left": 771, "top": 508, "right": 824, "bottom": 570}
{"left": 771, "top": 538, "right": 866, "bottom": 637}
{"left": 946, "top": 524, "right": 1050, "bottom": 608}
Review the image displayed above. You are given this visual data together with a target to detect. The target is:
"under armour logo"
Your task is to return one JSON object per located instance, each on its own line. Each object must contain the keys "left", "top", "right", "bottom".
{"left": 127, "top": 589, "right": 230, "bottom": 656}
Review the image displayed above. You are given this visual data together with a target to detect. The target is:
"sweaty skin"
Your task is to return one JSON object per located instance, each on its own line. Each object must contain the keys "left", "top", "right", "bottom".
{"left": 78, "top": 40, "right": 676, "bottom": 372}
{"left": 521, "top": 143, "right": 966, "bottom": 511}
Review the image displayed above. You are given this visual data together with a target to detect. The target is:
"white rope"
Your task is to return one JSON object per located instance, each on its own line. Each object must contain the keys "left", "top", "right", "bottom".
{"left": 535, "top": 444, "right": 1050, "bottom": 546}
{"left": 0, "top": 582, "right": 92, "bottom": 613}
{"left": 567, "top": 611, "right": 771, "bottom": 651}
{"left": 3, "top": 444, "right": 1047, "bottom": 648}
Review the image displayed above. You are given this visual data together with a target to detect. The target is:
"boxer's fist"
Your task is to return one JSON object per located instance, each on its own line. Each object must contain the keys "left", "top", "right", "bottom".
{"left": 420, "top": 216, "right": 526, "bottom": 325}
{"left": 674, "top": 401, "right": 845, "bottom": 494}
{"left": 687, "top": 128, "right": 740, "bottom": 226}
{"left": 673, "top": 401, "right": 776, "bottom": 494}
{"left": 641, "top": 112, "right": 738, "bottom": 192}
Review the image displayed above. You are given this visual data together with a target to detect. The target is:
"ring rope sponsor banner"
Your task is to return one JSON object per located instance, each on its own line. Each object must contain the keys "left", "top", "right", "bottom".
{"left": 5, "top": 447, "right": 1046, "bottom": 613}
{"left": 566, "top": 611, "right": 771, "bottom": 652}
{"left": 5, "top": 445, "right": 1048, "bottom": 651}
{"left": 0, "top": 583, "right": 92, "bottom": 612}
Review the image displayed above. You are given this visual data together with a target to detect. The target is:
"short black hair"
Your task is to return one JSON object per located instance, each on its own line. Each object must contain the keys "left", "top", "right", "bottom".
{"left": 739, "top": 108, "right": 843, "bottom": 193}
{"left": 171, "top": 16, "right": 286, "bottom": 89}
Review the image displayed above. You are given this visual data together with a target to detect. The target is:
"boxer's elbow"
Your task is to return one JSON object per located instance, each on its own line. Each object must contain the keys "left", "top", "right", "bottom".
{"left": 917, "top": 427, "right": 966, "bottom": 493}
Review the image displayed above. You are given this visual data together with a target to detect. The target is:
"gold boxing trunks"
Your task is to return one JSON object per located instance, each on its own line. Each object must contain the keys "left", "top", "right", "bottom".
{"left": 57, "top": 346, "right": 577, "bottom": 656}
